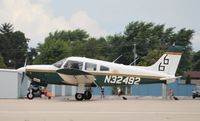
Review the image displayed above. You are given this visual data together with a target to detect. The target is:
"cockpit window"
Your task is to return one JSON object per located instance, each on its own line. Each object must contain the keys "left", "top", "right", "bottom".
{"left": 85, "top": 62, "right": 97, "bottom": 71}
{"left": 100, "top": 65, "right": 109, "bottom": 71}
{"left": 64, "top": 60, "right": 83, "bottom": 70}
{"left": 53, "top": 58, "right": 66, "bottom": 68}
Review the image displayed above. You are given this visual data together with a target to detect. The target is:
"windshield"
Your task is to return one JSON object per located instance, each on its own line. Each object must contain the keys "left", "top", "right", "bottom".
{"left": 53, "top": 58, "right": 67, "bottom": 68}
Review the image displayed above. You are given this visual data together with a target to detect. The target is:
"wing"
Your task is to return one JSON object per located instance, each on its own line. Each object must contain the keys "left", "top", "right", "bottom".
{"left": 56, "top": 68, "right": 96, "bottom": 85}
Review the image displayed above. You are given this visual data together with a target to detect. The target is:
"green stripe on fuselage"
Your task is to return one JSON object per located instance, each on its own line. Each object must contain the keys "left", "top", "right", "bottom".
{"left": 26, "top": 71, "right": 65, "bottom": 85}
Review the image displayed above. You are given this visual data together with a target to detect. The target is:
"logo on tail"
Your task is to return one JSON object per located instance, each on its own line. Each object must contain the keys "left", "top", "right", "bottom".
{"left": 158, "top": 54, "right": 169, "bottom": 71}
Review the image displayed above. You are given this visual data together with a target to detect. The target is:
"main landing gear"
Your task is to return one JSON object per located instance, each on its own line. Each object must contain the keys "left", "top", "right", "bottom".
{"left": 75, "top": 91, "right": 92, "bottom": 101}
{"left": 75, "top": 84, "right": 92, "bottom": 101}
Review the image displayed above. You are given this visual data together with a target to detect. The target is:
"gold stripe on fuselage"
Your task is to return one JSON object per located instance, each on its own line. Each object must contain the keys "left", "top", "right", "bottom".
{"left": 165, "top": 52, "right": 182, "bottom": 55}
{"left": 26, "top": 69, "right": 56, "bottom": 73}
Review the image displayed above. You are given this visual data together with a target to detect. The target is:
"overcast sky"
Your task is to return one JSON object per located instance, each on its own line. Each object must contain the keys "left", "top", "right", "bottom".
{"left": 0, "top": 0, "right": 199, "bottom": 51}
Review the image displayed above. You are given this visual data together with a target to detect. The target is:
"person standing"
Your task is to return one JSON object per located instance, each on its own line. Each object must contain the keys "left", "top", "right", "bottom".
{"left": 169, "top": 88, "right": 174, "bottom": 100}
{"left": 117, "top": 87, "right": 122, "bottom": 96}
{"left": 101, "top": 87, "right": 104, "bottom": 99}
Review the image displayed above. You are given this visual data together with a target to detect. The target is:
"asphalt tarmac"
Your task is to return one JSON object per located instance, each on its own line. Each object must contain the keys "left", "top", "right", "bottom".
{"left": 0, "top": 96, "right": 200, "bottom": 121}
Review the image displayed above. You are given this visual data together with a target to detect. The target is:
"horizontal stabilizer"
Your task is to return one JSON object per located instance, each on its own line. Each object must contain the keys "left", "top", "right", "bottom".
{"left": 160, "top": 76, "right": 182, "bottom": 84}
{"left": 160, "top": 76, "right": 182, "bottom": 80}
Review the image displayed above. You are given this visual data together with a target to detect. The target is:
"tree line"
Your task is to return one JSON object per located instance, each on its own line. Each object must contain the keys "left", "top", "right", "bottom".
{"left": 0, "top": 21, "right": 200, "bottom": 76}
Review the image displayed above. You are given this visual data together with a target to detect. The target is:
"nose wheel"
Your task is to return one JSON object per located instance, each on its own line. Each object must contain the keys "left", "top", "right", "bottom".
{"left": 27, "top": 91, "right": 34, "bottom": 100}
{"left": 26, "top": 84, "right": 43, "bottom": 100}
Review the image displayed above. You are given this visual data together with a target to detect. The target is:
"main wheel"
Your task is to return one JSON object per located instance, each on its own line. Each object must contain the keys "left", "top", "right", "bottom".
{"left": 193, "top": 95, "right": 196, "bottom": 99}
{"left": 27, "top": 92, "right": 34, "bottom": 100}
{"left": 84, "top": 91, "right": 92, "bottom": 100}
{"left": 75, "top": 93, "right": 84, "bottom": 101}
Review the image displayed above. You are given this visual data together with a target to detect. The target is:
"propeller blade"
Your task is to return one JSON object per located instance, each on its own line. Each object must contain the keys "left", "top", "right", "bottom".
{"left": 21, "top": 72, "right": 25, "bottom": 84}
{"left": 21, "top": 57, "right": 28, "bottom": 84}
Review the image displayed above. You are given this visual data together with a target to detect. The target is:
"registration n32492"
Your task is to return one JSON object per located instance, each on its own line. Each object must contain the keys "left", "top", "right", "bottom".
{"left": 104, "top": 75, "right": 140, "bottom": 85}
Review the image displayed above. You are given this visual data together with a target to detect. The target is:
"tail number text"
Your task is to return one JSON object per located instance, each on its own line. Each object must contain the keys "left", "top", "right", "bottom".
{"left": 104, "top": 75, "right": 140, "bottom": 85}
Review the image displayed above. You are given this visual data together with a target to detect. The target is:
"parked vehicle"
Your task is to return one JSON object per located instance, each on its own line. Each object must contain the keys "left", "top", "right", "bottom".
{"left": 192, "top": 86, "right": 200, "bottom": 99}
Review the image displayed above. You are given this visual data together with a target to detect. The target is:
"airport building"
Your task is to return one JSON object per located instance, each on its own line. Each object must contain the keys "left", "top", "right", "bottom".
{"left": 92, "top": 79, "right": 195, "bottom": 97}
{"left": 185, "top": 71, "right": 200, "bottom": 85}
{"left": 0, "top": 69, "right": 19, "bottom": 98}
{"left": 131, "top": 80, "right": 194, "bottom": 96}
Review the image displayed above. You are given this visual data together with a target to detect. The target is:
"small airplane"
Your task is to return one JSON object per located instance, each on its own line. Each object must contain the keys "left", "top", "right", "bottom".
{"left": 17, "top": 45, "right": 184, "bottom": 101}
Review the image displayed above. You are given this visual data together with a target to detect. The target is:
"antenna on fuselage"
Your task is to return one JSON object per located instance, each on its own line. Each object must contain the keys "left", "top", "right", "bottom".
{"left": 129, "top": 57, "right": 139, "bottom": 65}
{"left": 112, "top": 54, "right": 123, "bottom": 63}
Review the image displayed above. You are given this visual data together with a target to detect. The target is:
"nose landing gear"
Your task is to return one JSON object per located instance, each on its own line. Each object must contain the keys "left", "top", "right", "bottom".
{"left": 26, "top": 84, "right": 52, "bottom": 100}
{"left": 27, "top": 85, "right": 41, "bottom": 100}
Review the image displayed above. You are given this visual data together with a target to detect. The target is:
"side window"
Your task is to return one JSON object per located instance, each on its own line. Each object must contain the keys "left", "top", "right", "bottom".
{"left": 100, "top": 65, "right": 109, "bottom": 71}
{"left": 64, "top": 61, "right": 83, "bottom": 70}
{"left": 85, "top": 62, "right": 97, "bottom": 71}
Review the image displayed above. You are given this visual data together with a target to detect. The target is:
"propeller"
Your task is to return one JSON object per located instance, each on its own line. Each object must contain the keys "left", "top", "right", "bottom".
{"left": 21, "top": 72, "right": 25, "bottom": 84}
{"left": 18, "top": 57, "right": 27, "bottom": 85}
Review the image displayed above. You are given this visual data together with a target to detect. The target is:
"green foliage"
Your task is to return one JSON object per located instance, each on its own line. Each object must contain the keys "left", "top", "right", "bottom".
{"left": 0, "top": 55, "right": 6, "bottom": 68}
{"left": 193, "top": 61, "right": 200, "bottom": 71}
{"left": 33, "top": 40, "right": 71, "bottom": 64}
{"left": 107, "top": 34, "right": 129, "bottom": 64}
{"left": 138, "top": 49, "right": 164, "bottom": 66}
{"left": 83, "top": 37, "right": 108, "bottom": 60}
{"left": 45, "top": 29, "right": 89, "bottom": 42}
{"left": 185, "top": 75, "right": 191, "bottom": 84}
{"left": 175, "top": 29, "right": 193, "bottom": 75}
{"left": 192, "top": 51, "right": 200, "bottom": 71}
{"left": 35, "top": 29, "right": 109, "bottom": 65}
{"left": 27, "top": 48, "right": 38, "bottom": 65}
{"left": 0, "top": 23, "right": 28, "bottom": 68}
{"left": 0, "top": 23, "right": 14, "bottom": 34}
{"left": 176, "top": 48, "right": 193, "bottom": 75}
{"left": 109, "top": 21, "right": 172, "bottom": 65}
{"left": 124, "top": 21, "right": 194, "bottom": 74}
{"left": 173, "top": 28, "right": 193, "bottom": 46}
{"left": 124, "top": 22, "right": 166, "bottom": 56}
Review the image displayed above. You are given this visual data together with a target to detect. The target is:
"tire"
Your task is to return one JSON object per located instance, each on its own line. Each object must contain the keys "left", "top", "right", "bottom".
{"left": 27, "top": 92, "right": 34, "bottom": 100}
{"left": 75, "top": 93, "right": 84, "bottom": 101}
{"left": 84, "top": 91, "right": 92, "bottom": 100}
{"left": 193, "top": 95, "right": 196, "bottom": 99}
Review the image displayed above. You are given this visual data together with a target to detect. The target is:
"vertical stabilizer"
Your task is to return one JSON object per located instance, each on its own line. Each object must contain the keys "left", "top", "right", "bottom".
{"left": 147, "top": 46, "right": 184, "bottom": 75}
